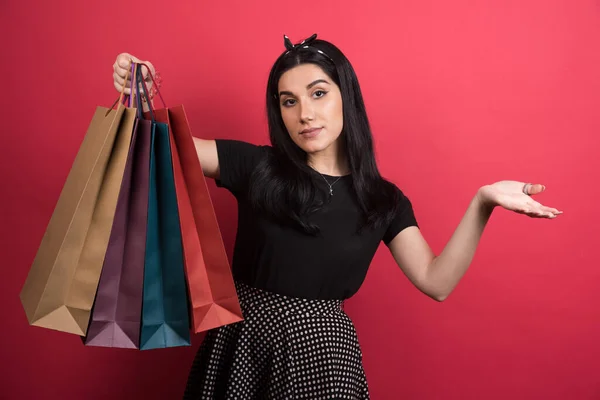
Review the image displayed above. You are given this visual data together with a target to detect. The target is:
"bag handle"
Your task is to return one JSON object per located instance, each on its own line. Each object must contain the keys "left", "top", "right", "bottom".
{"left": 127, "top": 61, "right": 136, "bottom": 108}
{"left": 135, "top": 63, "right": 156, "bottom": 122}
{"left": 135, "top": 64, "right": 145, "bottom": 119}
{"left": 138, "top": 62, "right": 166, "bottom": 109}
{"left": 106, "top": 60, "right": 163, "bottom": 116}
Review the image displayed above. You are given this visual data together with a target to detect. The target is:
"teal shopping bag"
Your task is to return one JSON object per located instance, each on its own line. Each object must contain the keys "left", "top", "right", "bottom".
{"left": 138, "top": 65, "right": 191, "bottom": 350}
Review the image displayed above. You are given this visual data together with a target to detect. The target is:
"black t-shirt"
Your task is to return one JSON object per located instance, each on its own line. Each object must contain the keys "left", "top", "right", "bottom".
{"left": 215, "top": 139, "right": 418, "bottom": 300}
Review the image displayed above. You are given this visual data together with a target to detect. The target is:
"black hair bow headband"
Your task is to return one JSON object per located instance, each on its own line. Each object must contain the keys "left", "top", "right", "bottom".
{"left": 282, "top": 33, "right": 332, "bottom": 61}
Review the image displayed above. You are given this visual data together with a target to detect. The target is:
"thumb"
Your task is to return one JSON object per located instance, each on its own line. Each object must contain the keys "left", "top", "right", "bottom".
{"left": 526, "top": 183, "right": 546, "bottom": 195}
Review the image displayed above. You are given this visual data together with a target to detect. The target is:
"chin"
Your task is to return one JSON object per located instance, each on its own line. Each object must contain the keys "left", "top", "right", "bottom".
{"left": 293, "top": 134, "right": 340, "bottom": 154}
{"left": 296, "top": 140, "right": 330, "bottom": 154}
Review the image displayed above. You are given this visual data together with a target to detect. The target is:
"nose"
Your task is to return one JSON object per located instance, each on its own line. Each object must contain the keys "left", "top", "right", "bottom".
{"left": 299, "top": 98, "right": 315, "bottom": 123}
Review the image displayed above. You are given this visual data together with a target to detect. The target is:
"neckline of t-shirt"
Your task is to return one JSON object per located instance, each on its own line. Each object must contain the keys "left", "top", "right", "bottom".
{"left": 320, "top": 173, "right": 352, "bottom": 179}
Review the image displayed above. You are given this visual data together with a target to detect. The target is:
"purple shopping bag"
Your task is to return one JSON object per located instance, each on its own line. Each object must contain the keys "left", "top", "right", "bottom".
{"left": 84, "top": 104, "right": 152, "bottom": 348}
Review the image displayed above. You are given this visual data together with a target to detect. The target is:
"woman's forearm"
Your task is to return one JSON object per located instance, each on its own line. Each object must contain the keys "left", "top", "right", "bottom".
{"left": 425, "top": 189, "right": 495, "bottom": 300}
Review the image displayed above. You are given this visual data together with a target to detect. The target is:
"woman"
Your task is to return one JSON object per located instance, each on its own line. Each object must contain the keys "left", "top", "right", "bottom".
{"left": 113, "top": 34, "right": 561, "bottom": 399}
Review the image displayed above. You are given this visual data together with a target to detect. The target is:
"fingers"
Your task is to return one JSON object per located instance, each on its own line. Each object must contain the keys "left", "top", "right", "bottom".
{"left": 518, "top": 209, "right": 556, "bottom": 219}
{"left": 116, "top": 52, "right": 142, "bottom": 68}
{"left": 112, "top": 53, "right": 156, "bottom": 99}
{"left": 511, "top": 196, "right": 560, "bottom": 218}
{"left": 113, "top": 54, "right": 131, "bottom": 95}
{"left": 528, "top": 194, "right": 563, "bottom": 218}
{"left": 115, "top": 54, "right": 152, "bottom": 77}
{"left": 113, "top": 69, "right": 132, "bottom": 95}
{"left": 114, "top": 54, "right": 132, "bottom": 78}
{"left": 113, "top": 63, "right": 129, "bottom": 80}
{"left": 114, "top": 80, "right": 131, "bottom": 95}
{"left": 534, "top": 211, "right": 558, "bottom": 219}
{"left": 539, "top": 205, "right": 562, "bottom": 215}
{"left": 113, "top": 71, "right": 131, "bottom": 88}
{"left": 528, "top": 205, "right": 562, "bottom": 218}
{"left": 113, "top": 52, "right": 147, "bottom": 94}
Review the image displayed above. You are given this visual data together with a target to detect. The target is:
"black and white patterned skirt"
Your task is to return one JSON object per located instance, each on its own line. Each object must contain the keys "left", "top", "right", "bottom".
{"left": 183, "top": 281, "right": 370, "bottom": 399}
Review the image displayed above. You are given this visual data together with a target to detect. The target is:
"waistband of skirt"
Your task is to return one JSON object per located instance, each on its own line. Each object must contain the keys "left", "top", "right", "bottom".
{"left": 235, "top": 281, "right": 345, "bottom": 316}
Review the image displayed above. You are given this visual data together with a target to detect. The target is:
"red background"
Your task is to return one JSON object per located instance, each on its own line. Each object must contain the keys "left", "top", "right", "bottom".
{"left": 2, "top": 0, "right": 599, "bottom": 399}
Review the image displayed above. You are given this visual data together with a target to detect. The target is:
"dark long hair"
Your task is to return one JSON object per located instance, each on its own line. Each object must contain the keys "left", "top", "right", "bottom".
{"left": 248, "top": 37, "right": 400, "bottom": 235}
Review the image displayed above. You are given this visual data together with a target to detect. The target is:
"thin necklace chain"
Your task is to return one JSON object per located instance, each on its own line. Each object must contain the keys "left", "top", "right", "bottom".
{"left": 318, "top": 173, "right": 342, "bottom": 196}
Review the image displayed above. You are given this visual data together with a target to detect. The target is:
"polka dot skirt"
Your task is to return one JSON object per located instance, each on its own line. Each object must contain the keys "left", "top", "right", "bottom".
{"left": 183, "top": 281, "right": 370, "bottom": 399}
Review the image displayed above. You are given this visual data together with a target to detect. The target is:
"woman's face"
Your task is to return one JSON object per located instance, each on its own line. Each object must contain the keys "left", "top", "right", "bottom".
{"left": 278, "top": 64, "right": 344, "bottom": 155}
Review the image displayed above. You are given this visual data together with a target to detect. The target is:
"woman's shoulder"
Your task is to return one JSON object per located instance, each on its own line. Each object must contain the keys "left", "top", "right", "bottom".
{"left": 380, "top": 178, "right": 415, "bottom": 220}
{"left": 214, "top": 139, "right": 273, "bottom": 194}
{"left": 381, "top": 180, "right": 418, "bottom": 244}
{"left": 380, "top": 178, "right": 410, "bottom": 199}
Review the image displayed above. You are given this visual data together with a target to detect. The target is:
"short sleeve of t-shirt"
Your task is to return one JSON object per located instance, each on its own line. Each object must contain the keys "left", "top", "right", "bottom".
{"left": 215, "top": 139, "right": 270, "bottom": 197}
{"left": 382, "top": 188, "right": 419, "bottom": 245}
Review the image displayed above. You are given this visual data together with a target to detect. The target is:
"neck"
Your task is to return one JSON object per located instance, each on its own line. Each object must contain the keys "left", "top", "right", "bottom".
{"left": 306, "top": 146, "right": 350, "bottom": 177}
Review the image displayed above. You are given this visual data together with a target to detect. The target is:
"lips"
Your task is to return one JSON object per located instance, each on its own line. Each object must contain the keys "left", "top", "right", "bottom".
{"left": 300, "top": 127, "right": 323, "bottom": 138}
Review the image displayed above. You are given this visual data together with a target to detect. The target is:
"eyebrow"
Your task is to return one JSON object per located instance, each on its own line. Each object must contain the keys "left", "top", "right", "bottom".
{"left": 279, "top": 79, "right": 330, "bottom": 97}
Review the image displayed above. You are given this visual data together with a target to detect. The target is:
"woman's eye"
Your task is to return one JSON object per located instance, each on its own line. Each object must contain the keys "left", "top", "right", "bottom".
{"left": 314, "top": 90, "right": 327, "bottom": 98}
{"left": 282, "top": 99, "right": 296, "bottom": 107}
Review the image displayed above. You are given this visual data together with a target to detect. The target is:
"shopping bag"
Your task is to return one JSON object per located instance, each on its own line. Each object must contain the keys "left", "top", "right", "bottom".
{"left": 84, "top": 69, "right": 153, "bottom": 347}
{"left": 144, "top": 65, "right": 243, "bottom": 333}
{"left": 138, "top": 66, "right": 191, "bottom": 350}
{"left": 20, "top": 80, "right": 136, "bottom": 336}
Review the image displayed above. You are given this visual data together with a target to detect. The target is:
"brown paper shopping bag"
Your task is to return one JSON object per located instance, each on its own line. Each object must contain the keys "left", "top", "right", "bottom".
{"left": 20, "top": 96, "right": 136, "bottom": 336}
